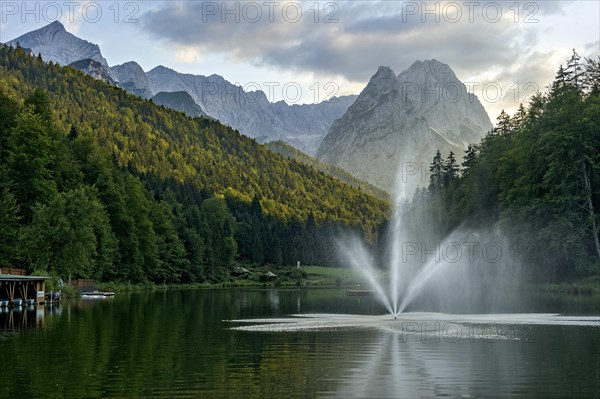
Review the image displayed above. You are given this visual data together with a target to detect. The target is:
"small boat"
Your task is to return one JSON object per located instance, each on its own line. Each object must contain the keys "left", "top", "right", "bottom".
{"left": 25, "top": 299, "right": 36, "bottom": 306}
{"left": 0, "top": 299, "right": 9, "bottom": 307}
{"left": 11, "top": 298, "right": 23, "bottom": 306}
{"left": 346, "top": 290, "right": 374, "bottom": 296}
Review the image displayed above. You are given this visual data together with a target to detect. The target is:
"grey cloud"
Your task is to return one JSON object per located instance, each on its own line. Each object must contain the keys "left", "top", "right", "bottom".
{"left": 139, "top": 0, "right": 568, "bottom": 89}
{"left": 345, "top": 12, "right": 422, "bottom": 34}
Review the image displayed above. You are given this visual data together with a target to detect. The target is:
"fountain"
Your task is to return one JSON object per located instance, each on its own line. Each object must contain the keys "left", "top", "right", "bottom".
{"left": 338, "top": 163, "right": 519, "bottom": 318}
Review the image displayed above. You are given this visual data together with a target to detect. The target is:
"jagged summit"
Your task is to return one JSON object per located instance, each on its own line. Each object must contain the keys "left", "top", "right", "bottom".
{"left": 7, "top": 21, "right": 108, "bottom": 66}
{"left": 376, "top": 65, "right": 395, "bottom": 75}
{"left": 149, "top": 65, "right": 176, "bottom": 74}
{"left": 28, "top": 20, "right": 67, "bottom": 35}
{"left": 370, "top": 66, "right": 398, "bottom": 88}
{"left": 399, "top": 59, "right": 458, "bottom": 83}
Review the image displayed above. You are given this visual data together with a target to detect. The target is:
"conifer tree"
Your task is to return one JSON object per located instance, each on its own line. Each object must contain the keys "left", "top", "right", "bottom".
{"left": 428, "top": 150, "right": 444, "bottom": 192}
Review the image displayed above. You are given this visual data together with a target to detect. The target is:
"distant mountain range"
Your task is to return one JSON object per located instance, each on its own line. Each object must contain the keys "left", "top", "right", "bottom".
{"left": 7, "top": 21, "right": 354, "bottom": 155}
{"left": 317, "top": 60, "right": 492, "bottom": 195}
{"left": 145, "top": 65, "right": 356, "bottom": 154}
{"left": 7, "top": 22, "right": 493, "bottom": 195}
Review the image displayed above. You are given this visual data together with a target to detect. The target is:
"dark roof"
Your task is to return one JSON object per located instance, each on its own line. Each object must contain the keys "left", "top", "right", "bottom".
{"left": 0, "top": 274, "right": 51, "bottom": 281}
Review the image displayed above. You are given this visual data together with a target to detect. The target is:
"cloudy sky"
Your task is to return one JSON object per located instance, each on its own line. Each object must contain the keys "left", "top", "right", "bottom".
{"left": 1, "top": 0, "right": 598, "bottom": 119}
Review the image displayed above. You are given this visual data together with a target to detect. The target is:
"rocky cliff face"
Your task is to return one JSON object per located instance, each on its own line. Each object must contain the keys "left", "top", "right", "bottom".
{"left": 317, "top": 60, "right": 492, "bottom": 195}
{"left": 7, "top": 21, "right": 108, "bottom": 66}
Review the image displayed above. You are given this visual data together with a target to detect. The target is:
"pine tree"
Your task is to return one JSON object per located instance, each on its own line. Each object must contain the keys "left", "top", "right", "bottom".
{"left": 443, "top": 151, "right": 459, "bottom": 188}
{"left": 125, "top": 175, "right": 158, "bottom": 279}
{"left": 583, "top": 56, "right": 600, "bottom": 94}
{"left": 494, "top": 110, "right": 511, "bottom": 135}
{"left": 554, "top": 64, "right": 569, "bottom": 87}
{"left": 150, "top": 201, "right": 189, "bottom": 283}
{"left": 511, "top": 103, "right": 527, "bottom": 132}
{"left": 0, "top": 91, "right": 20, "bottom": 137}
{"left": 461, "top": 145, "right": 479, "bottom": 177}
{"left": 527, "top": 93, "right": 545, "bottom": 122}
{"left": 428, "top": 150, "right": 444, "bottom": 192}
{"left": 565, "top": 49, "right": 583, "bottom": 89}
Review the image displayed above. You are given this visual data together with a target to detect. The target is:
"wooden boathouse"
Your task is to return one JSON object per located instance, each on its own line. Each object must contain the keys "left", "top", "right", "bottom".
{"left": 0, "top": 268, "right": 51, "bottom": 305}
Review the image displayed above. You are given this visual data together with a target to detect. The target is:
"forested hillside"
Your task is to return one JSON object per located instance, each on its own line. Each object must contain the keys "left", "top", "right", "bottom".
{"left": 0, "top": 46, "right": 388, "bottom": 283}
{"left": 411, "top": 52, "right": 600, "bottom": 281}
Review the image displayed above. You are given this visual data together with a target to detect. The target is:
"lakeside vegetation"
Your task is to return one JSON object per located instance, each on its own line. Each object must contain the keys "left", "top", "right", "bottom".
{"left": 91, "top": 265, "right": 363, "bottom": 294}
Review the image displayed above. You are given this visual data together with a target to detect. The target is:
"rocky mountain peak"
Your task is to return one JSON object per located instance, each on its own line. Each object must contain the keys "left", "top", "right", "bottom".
{"left": 7, "top": 21, "right": 108, "bottom": 66}
{"left": 398, "top": 59, "right": 458, "bottom": 90}
{"left": 368, "top": 66, "right": 398, "bottom": 90}
{"left": 317, "top": 60, "right": 492, "bottom": 194}
{"left": 346, "top": 65, "right": 399, "bottom": 115}
{"left": 43, "top": 20, "right": 66, "bottom": 34}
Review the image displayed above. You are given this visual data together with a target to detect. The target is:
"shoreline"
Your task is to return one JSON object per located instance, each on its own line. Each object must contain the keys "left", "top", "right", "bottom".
{"left": 52, "top": 265, "right": 599, "bottom": 298}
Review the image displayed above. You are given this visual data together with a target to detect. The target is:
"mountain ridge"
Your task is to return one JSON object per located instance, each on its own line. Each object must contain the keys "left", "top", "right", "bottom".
{"left": 145, "top": 65, "right": 357, "bottom": 154}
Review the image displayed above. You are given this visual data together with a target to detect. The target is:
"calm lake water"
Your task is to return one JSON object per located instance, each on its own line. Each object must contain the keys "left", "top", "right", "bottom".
{"left": 0, "top": 288, "right": 598, "bottom": 398}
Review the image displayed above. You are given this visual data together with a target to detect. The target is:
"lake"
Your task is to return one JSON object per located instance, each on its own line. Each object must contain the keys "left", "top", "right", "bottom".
{"left": 0, "top": 288, "right": 599, "bottom": 398}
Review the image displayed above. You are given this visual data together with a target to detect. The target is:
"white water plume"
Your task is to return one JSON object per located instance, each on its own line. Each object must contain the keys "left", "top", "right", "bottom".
{"left": 339, "top": 162, "right": 522, "bottom": 316}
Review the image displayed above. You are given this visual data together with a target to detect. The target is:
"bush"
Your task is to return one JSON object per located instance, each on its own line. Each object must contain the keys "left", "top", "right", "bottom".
{"left": 59, "top": 284, "right": 80, "bottom": 298}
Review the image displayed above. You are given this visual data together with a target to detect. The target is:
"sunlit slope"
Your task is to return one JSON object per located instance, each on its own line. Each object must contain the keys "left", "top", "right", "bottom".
{"left": 0, "top": 46, "right": 389, "bottom": 234}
